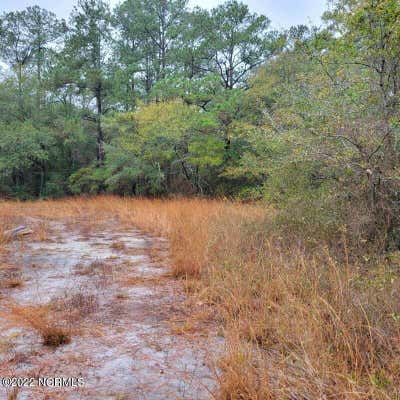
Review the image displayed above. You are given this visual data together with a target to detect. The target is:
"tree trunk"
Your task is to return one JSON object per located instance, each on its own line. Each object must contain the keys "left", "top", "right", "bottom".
{"left": 36, "top": 45, "right": 43, "bottom": 113}
{"left": 17, "top": 63, "right": 24, "bottom": 118}
{"left": 95, "top": 84, "right": 105, "bottom": 163}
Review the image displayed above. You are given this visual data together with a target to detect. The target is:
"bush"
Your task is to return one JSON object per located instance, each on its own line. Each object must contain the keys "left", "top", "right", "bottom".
{"left": 68, "top": 166, "right": 107, "bottom": 195}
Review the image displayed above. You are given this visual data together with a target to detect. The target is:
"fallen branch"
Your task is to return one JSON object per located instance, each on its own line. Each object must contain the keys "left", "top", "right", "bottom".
{"left": 4, "top": 226, "right": 33, "bottom": 238}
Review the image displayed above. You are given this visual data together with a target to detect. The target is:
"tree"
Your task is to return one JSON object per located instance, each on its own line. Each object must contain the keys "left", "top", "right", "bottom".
{"left": 0, "top": 122, "right": 55, "bottom": 197}
{"left": 113, "top": 0, "right": 151, "bottom": 104}
{"left": 104, "top": 100, "right": 224, "bottom": 195}
{"left": 0, "top": 10, "right": 33, "bottom": 118}
{"left": 237, "top": 0, "right": 400, "bottom": 247}
{"left": 63, "top": 0, "right": 112, "bottom": 163}
{"left": 321, "top": 0, "right": 400, "bottom": 244}
{"left": 172, "top": 7, "right": 212, "bottom": 80}
{"left": 25, "top": 6, "right": 66, "bottom": 113}
{"left": 207, "top": 0, "right": 278, "bottom": 89}
{"left": 114, "top": 0, "right": 188, "bottom": 101}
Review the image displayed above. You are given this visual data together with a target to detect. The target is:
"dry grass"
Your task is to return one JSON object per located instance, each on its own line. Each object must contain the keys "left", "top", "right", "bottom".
{"left": 74, "top": 260, "right": 115, "bottom": 288}
{"left": 110, "top": 241, "right": 126, "bottom": 251}
{"left": 0, "top": 265, "right": 24, "bottom": 289}
{"left": 53, "top": 286, "right": 100, "bottom": 319}
{"left": 7, "top": 388, "right": 19, "bottom": 400}
{"left": 1, "top": 196, "right": 399, "bottom": 398}
{"left": 10, "top": 305, "right": 71, "bottom": 347}
{"left": 115, "top": 292, "right": 130, "bottom": 300}
{"left": 216, "top": 337, "right": 272, "bottom": 400}
{"left": 3, "top": 278, "right": 24, "bottom": 289}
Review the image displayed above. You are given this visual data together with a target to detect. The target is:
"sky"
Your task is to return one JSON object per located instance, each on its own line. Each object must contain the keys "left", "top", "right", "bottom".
{"left": 0, "top": 0, "right": 328, "bottom": 29}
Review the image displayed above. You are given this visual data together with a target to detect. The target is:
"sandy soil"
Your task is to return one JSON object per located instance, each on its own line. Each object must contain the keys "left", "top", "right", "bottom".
{"left": 0, "top": 220, "right": 221, "bottom": 400}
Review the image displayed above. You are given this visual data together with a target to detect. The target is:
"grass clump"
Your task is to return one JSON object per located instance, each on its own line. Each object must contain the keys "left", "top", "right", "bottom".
{"left": 42, "top": 328, "right": 71, "bottom": 347}
{"left": 11, "top": 305, "right": 71, "bottom": 348}
{"left": 7, "top": 388, "right": 19, "bottom": 400}
{"left": 3, "top": 278, "right": 24, "bottom": 289}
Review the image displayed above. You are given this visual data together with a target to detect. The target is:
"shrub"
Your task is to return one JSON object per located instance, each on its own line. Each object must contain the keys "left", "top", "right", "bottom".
{"left": 11, "top": 305, "right": 71, "bottom": 347}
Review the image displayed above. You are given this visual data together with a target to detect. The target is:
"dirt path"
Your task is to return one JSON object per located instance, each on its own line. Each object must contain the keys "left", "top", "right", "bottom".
{"left": 0, "top": 221, "right": 220, "bottom": 399}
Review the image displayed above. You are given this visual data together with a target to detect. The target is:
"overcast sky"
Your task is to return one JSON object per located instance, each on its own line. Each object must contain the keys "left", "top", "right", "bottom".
{"left": 0, "top": 0, "right": 328, "bottom": 29}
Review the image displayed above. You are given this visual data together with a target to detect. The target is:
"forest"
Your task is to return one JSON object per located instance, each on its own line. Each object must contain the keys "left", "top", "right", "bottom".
{"left": 0, "top": 0, "right": 280, "bottom": 199}
{"left": 2, "top": 0, "right": 400, "bottom": 250}
{"left": 1, "top": 0, "right": 400, "bottom": 399}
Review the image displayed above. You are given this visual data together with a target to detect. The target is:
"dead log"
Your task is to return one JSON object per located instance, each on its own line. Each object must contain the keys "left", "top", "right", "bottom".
{"left": 4, "top": 226, "right": 33, "bottom": 238}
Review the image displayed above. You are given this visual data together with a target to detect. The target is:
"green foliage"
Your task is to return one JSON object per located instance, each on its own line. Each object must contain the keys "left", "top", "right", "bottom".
{"left": 0, "top": 122, "right": 55, "bottom": 197}
{"left": 0, "top": 0, "right": 280, "bottom": 200}
{"left": 0, "top": 122, "right": 53, "bottom": 172}
{"left": 103, "top": 144, "right": 166, "bottom": 195}
{"left": 68, "top": 166, "right": 107, "bottom": 194}
{"left": 207, "top": 0, "right": 279, "bottom": 89}
{"left": 188, "top": 135, "right": 225, "bottom": 168}
{"left": 2, "top": 0, "right": 400, "bottom": 254}
{"left": 108, "top": 100, "right": 225, "bottom": 194}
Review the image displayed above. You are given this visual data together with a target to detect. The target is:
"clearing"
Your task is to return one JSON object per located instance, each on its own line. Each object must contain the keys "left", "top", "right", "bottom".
{"left": 0, "top": 213, "right": 221, "bottom": 400}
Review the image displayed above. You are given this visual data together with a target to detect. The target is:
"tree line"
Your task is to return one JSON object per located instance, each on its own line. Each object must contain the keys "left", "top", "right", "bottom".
{"left": 1, "top": 0, "right": 400, "bottom": 249}
{"left": 0, "top": 0, "right": 277, "bottom": 197}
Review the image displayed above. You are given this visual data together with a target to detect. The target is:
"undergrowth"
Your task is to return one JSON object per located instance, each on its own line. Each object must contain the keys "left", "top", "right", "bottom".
{"left": 1, "top": 196, "right": 399, "bottom": 398}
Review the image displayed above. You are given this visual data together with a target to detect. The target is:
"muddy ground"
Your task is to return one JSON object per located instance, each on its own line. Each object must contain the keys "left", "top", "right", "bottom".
{"left": 0, "top": 220, "right": 221, "bottom": 399}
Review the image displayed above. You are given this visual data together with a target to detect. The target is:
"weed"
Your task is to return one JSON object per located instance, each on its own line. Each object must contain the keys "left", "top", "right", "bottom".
{"left": 111, "top": 241, "right": 126, "bottom": 250}
{"left": 3, "top": 278, "right": 24, "bottom": 289}
{"left": 54, "top": 287, "right": 99, "bottom": 319}
{"left": 42, "top": 328, "right": 71, "bottom": 347}
{"left": 7, "top": 388, "right": 19, "bottom": 400}
{"left": 10, "top": 305, "right": 71, "bottom": 347}
{"left": 116, "top": 293, "right": 129, "bottom": 300}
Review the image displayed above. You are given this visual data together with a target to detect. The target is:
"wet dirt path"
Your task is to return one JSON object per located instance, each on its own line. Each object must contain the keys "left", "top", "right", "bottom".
{"left": 0, "top": 221, "right": 220, "bottom": 399}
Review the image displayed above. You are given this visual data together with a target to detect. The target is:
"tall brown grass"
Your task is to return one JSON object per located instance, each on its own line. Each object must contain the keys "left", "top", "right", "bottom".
{"left": 1, "top": 196, "right": 399, "bottom": 398}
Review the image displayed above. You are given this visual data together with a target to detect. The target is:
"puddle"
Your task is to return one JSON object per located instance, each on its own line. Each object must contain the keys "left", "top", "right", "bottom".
{"left": 0, "top": 221, "right": 221, "bottom": 399}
